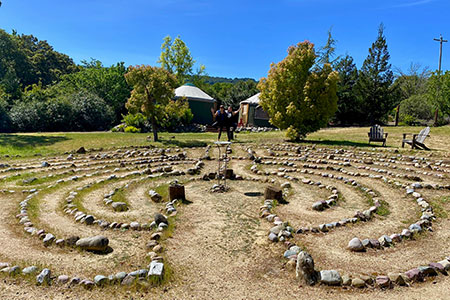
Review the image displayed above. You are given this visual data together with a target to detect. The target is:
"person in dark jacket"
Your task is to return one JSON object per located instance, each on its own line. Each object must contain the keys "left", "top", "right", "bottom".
{"left": 211, "top": 105, "right": 230, "bottom": 141}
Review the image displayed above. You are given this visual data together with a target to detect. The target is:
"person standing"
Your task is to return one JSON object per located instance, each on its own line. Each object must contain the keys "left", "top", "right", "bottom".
{"left": 226, "top": 106, "right": 240, "bottom": 140}
{"left": 211, "top": 105, "right": 230, "bottom": 141}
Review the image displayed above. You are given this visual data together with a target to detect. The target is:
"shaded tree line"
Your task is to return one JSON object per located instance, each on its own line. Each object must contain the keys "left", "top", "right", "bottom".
{"left": 331, "top": 25, "right": 449, "bottom": 126}
{"left": 0, "top": 29, "right": 131, "bottom": 132}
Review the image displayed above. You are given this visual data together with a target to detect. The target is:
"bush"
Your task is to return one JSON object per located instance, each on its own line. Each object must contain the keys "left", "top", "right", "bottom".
{"left": 161, "top": 99, "right": 193, "bottom": 131}
{"left": 45, "top": 98, "right": 74, "bottom": 131}
{"left": 399, "top": 94, "right": 433, "bottom": 125}
{"left": 124, "top": 125, "right": 140, "bottom": 133}
{"left": 69, "top": 91, "right": 114, "bottom": 131}
{"left": 122, "top": 113, "right": 148, "bottom": 129}
{"left": 0, "top": 98, "right": 11, "bottom": 132}
{"left": 9, "top": 100, "right": 48, "bottom": 132}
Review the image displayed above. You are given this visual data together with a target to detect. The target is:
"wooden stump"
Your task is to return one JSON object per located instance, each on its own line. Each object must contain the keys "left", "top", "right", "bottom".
{"left": 169, "top": 184, "right": 185, "bottom": 201}
{"left": 225, "top": 169, "right": 234, "bottom": 179}
{"left": 265, "top": 186, "right": 282, "bottom": 201}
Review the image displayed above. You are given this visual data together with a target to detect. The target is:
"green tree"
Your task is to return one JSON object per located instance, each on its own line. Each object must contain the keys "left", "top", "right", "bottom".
{"left": 334, "top": 55, "right": 361, "bottom": 125}
{"left": 55, "top": 59, "right": 131, "bottom": 122}
{"left": 223, "top": 80, "right": 259, "bottom": 108}
{"left": 427, "top": 70, "right": 450, "bottom": 121}
{"left": 15, "top": 33, "right": 77, "bottom": 86}
{"left": 258, "top": 41, "right": 339, "bottom": 141}
{"left": 318, "top": 28, "right": 339, "bottom": 66}
{"left": 0, "top": 29, "right": 31, "bottom": 100}
{"left": 158, "top": 35, "right": 204, "bottom": 85}
{"left": 125, "top": 65, "right": 178, "bottom": 141}
{"left": 399, "top": 94, "right": 433, "bottom": 125}
{"left": 0, "top": 29, "right": 76, "bottom": 100}
{"left": 355, "top": 24, "right": 399, "bottom": 124}
{"left": 161, "top": 98, "right": 194, "bottom": 131}
{"left": 394, "top": 63, "right": 430, "bottom": 101}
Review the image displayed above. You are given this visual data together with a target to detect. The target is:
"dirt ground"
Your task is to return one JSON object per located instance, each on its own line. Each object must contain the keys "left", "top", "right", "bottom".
{"left": 0, "top": 144, "right": 449, "bottom": 299}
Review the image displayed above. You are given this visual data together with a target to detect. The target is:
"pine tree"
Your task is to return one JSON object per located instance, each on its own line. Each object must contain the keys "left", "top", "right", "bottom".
{"left": 318, "top": 28, "right": 339, "bottom": 67}
{"left": 334, "top": 55, "right": 361, "bottom": 125}
{"left": 355, "top": 24, "right": 399, "bottom": 124}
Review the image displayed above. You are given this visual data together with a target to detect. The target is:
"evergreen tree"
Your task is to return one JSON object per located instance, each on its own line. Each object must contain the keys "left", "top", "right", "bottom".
{"left": 334, "top": 55, "right": 361, "bottom": 125}
{"left": 318, "top": 28, "right": 339, "bottom": 67}
{"left": 355, "top": 24, "right": 399, "bottom": 124}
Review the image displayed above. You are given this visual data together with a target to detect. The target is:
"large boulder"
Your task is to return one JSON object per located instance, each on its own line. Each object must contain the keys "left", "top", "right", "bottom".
{"left": 76, "top": 236, "right": 109, "bottom": 252}
{"left": 296, "top": 251, "right": 319, "bottom": 286}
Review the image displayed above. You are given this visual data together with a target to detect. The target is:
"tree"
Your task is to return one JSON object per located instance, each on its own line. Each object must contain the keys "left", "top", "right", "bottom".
{"left": 223, "top": 80, "right": 259, "bottom": 108}
{"left": 318, "top": 28, "right": 339, "bottom": 67}
{"left": 399, "top": 94, "right": 433, "bottom": 125}
{"left": 355, "top": 24, "right": 399, "bottom": 124}
{"left": 125, "top": 65, "right": 178, "bottom": 141}
{"left": 0, "top": 29, "right": 31, "bottom": 100}
{"left": 394, "top": 63, "right": 430, "bottom": 101}
{"left": 427, "top": 70, "right": 450, "bottom": 121}
{"left": 258, "top": 41, "right": 339, "bottom": 141}
{"left": 158, "top": 35, "right": 204, "bottom": 85}
{"left": 201, "top": 80, "right": 258, "bottom": 108}
{"left": 334, "top": 55, "right": 361, "bottom": 125}
{"left": 0, "top": 29, "right": 77, "bottom": 101}
{"left": 56, "top": 59, "right": 131, "bottom": 123}
{"left": 15, "top": 33, "right": 77, "bottom": 86}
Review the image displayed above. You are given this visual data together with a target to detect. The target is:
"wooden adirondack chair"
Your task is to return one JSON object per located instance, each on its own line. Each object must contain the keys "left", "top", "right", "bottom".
{"left": 368, "top": 125, "right": 388, "bottom": 146}
{"left": 402, "top": 127, "right": 430, "bottom": 150}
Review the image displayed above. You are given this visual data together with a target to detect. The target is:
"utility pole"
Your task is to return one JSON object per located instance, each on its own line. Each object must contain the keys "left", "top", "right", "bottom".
{"left": 434, "top": 34, "right": 448, "bottom": 74}
{"left": 433, "top": 34, "right": 447, "bottom": 125}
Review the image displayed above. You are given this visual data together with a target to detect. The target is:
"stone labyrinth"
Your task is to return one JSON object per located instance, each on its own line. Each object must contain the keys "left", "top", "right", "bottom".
{"left": 0, "top": 143, "right": 449, "bottom": 292}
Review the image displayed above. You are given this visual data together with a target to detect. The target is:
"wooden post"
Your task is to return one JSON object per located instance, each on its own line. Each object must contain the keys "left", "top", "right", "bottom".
{"left": 169, "top": 184, "right": 185, "bottom": 201}
{"left": 264, "top": 186, "right": 283, "bottom": 201}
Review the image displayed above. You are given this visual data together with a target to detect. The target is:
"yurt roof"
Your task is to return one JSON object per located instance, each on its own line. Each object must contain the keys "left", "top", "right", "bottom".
{"left": 240, "top": 93, "right": 261, "bottom": 105}
{"left": 174, "top": 84, "right": 215, "bottom": 103}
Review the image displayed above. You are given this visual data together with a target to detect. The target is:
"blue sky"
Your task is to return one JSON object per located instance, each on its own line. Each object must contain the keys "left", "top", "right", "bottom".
{"left": 0, "top": 0, "right": 449, "bottom": 79}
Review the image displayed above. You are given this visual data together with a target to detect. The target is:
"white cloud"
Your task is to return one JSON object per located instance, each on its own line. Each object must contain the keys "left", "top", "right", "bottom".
{"left": 393, "top": 0, "right": 434, "bottom": 8}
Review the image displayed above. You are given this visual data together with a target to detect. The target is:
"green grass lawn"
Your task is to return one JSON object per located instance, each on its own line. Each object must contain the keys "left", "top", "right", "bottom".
{"left": 0, "top": 125, "right": 449, "bottom": 158}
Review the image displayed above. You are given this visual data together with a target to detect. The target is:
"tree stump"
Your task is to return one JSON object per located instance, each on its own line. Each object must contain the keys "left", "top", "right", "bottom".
{"left": 265, "top": 186, "right": 282, "bottom": 201}
{"left": 169, "top": 184, "right": 185, "bottom": 201}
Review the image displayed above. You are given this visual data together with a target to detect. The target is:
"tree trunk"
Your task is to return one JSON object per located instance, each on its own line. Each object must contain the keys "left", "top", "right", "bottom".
{"left": 395, "top": 105, "right": 400, "bottom": 126}
{"left": 151, "top": 115, "right": 158, "bottom": 141}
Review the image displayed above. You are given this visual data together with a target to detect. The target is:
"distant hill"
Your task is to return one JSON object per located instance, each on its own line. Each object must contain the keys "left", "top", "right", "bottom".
{"left": 200, "top": 76, "right": 257, "bottom": 85}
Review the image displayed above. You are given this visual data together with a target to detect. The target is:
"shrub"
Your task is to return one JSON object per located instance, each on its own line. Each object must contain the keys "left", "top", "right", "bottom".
{"left": 0, "top": 97, "right": 11, "bottom": 132}
{"left": 9, "top": 100, "right": 48, "bottom": 132}
{"left": 122, "top": 113, "right": 148, "bottom": 129}
{"left": 69, "top": 91, "right": 114, "bottom": 131}
{"left": 45, "top": 98, "right": 74, "bottom": 131}
{"left": 161, "top": 99, "right": 193, "bottom": 131}
{"left": 124, "top": 125, "right": 141, "bottom": 133}
{"left": 399, "top": 94, "right": 433, "bottom": 125}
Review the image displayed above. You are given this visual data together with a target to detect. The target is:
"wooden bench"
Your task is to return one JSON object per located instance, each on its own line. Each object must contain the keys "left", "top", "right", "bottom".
{"left": 368, "top": 125, "right": 388, "bottom": 146}
{"left": 402, "top": 126, "right": 430, "bottom": 150}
